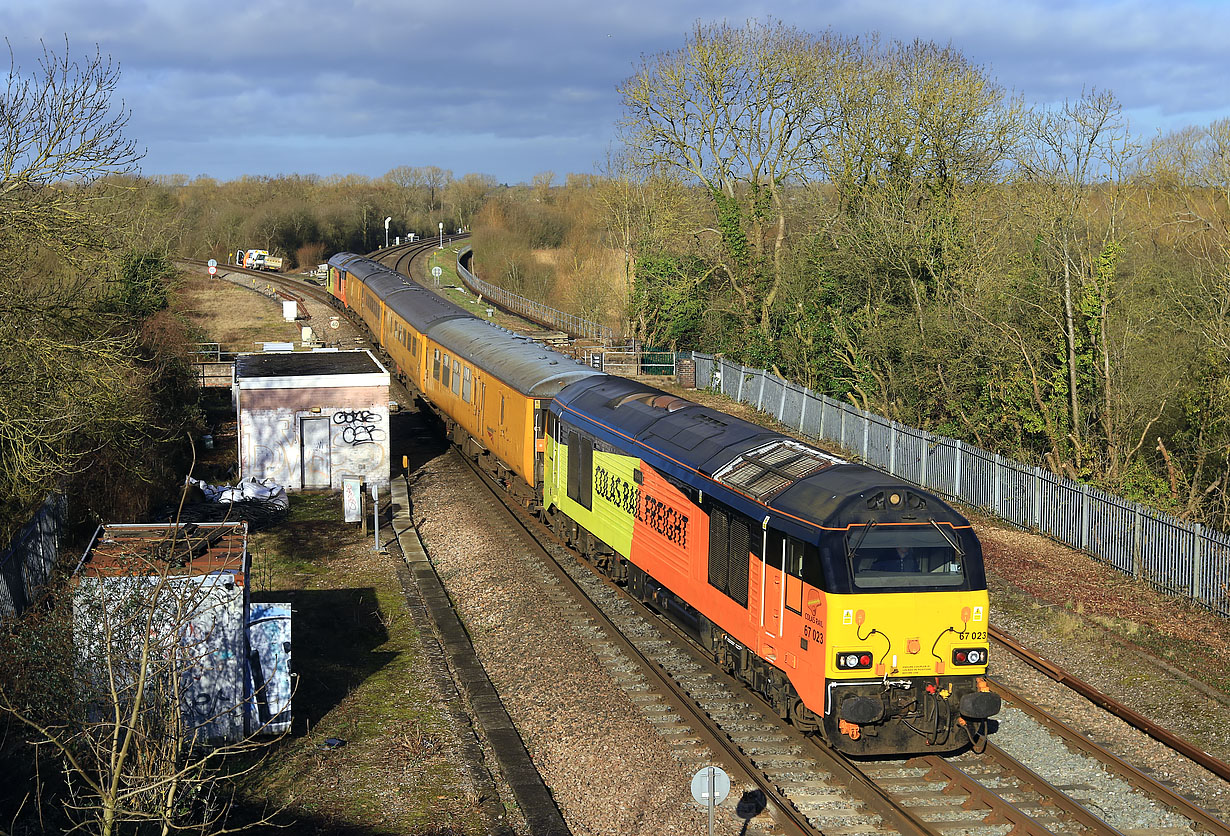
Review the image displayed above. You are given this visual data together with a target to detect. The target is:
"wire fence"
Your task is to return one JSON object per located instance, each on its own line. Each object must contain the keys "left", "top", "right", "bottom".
{"left": 692, "top": 353, "right": 1230, "bottom": 617}
{"left": 456, "top": 247, "right": 617, "bottom": 343}
{"left": 0, "top": 493, "right": 67, "bottom": 620}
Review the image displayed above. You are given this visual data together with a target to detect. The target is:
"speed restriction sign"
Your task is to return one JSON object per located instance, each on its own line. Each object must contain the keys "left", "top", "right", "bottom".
{"left": 207, "top": 258, "right": 218, "bottom": 276}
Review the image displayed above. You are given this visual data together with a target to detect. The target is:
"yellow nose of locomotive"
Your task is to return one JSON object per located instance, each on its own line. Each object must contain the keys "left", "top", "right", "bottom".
{"left": 826, "top": 591, "right": 989, "bottom": 679}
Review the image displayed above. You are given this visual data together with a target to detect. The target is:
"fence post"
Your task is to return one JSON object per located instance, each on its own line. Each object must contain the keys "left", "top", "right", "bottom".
{"left": 1033, "top": 468, "right": 1043, "bottom": 531}
{"left": 953, "top": 439, "right": 963, "bottom": 498}
{"left": 818, "top": 394, "right": 826, "bottom": 441}
{"left": 920, "top": 431, "right": 929, "bottom": 488}
{"left": 799, "top": 389, "right": 809, "bottom": 437}
{"left": 862, "top": 412, "right": 870, "bottom": 462}
{"left": 993, "top": 454, "right": 1003, "bottom": 516}
{"left": 736, "top": 365, "right": 746, "bottom": 403}
{"left": 889, "top": 422, "right": 898, "bottom": 476}
{"left": 1080, "top": 484, "right": 1091, "bottom": 551}
{"left": 757, "top": 370, "right": 767, "bottom": 411}
{"left": 779, "top": 380, "right": 789, "bottom": 426}
{"left": 1132, "top": 506, "right": 1143, "bottom": 579}
{"left": 1191, "top": 524, "right": 1204, "bottom": 601}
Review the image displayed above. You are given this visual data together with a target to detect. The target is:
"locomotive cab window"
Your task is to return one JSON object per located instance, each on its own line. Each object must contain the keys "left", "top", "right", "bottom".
{"left": 847, "top": 525, "right": 965, "bottom": 589}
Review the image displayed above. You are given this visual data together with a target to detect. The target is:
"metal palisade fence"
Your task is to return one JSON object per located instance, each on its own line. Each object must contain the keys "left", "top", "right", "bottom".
{"left": 457, "top": 247, "right": 616, "bottom": 343}
{"left": 0, "top": 493, "right": 67, "bottom": 619}
{"left": 693, "top": 354, "right": 1230, "bottom": 618}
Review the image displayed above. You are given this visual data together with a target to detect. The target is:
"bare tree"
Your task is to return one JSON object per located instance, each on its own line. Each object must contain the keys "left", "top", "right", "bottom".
{"left": 0, "top": 524, "right": 286, "bottom": 836}
{"left": 0, "top": 37, "right": 144, "bottom": 263}
{"left": 620, "top": 20, "right": 846, "bottom": 340}
{"left": 1014, "top": 88, "right": 1137, "bottom": 475}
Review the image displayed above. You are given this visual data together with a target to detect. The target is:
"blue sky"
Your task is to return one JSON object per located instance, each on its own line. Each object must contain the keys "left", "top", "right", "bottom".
{"left": 3, "top": 0, "right": 1228, "bottom": 184}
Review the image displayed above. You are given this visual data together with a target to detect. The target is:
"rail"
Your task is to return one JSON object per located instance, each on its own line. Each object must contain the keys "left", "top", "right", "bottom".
{"left": 692, "top": 353, "right": 1230, "bottom": 618}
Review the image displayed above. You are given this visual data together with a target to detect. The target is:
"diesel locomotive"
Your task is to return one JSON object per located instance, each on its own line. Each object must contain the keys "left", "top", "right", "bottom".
{"left": 325, "top": 251, "right": 1001, "bottom": 755}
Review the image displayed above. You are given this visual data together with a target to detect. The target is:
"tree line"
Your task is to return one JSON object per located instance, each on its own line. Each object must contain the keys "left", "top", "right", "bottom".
{"left": 151, "top": 166, "right": 499, "bottom": 270}
{"left": 471, "top": 21, "right": 1230, "bottom": 533}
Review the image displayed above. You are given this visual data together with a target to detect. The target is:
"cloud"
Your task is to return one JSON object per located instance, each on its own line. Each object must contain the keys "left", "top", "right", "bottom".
{"left": 3, "top": 0, "right": 1228, "bottom": 182}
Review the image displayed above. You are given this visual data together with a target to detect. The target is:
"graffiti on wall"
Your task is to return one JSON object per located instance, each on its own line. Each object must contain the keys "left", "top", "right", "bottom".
{"left": 332, "top": 409, "right": 386, "bottom": 446}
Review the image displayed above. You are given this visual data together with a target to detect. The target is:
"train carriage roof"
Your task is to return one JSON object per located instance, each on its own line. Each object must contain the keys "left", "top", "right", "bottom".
{"left": 427, "top": 318, "right": 601, "bottom": 397}
{"left": 327, "top": 251, "right": 376, "bottom": 273}
{"left": 384, "top": 282, "right": 474, "bottom": 332}
{"left": 362, "top": 268, "right": 417, "bottom": 300}
{"left": 326, "top": 252, "right": 599, "bottom": 396}
{"left": 553, "top": 375, "right": 972, "bottom": 532}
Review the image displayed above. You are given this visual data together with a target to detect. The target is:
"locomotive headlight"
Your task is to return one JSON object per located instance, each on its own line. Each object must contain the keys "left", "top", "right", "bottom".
{"left": 952, "top": 647, "right": 988, "bottom": 666}
{"left": 836, "top": 652, "right": 874, "bottom": 670}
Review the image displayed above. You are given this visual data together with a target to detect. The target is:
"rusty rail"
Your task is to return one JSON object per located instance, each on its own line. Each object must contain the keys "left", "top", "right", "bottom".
{"left": 991, "top": 626, "right": 1230, "bottom": 784}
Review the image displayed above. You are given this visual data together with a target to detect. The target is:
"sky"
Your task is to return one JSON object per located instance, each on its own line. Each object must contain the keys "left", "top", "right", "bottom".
{"left": 2, "top": 0, "right": 1228, "bottom": 185}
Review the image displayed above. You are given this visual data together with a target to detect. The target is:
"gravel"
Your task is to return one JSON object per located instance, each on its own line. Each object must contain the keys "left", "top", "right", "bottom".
{"left": 410, "top": 454, "right": 730, "bottom": 835}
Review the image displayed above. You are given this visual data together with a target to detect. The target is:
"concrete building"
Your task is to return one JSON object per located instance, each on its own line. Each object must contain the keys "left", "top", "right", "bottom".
{"left": 234, "top": 350, "right": 392, "bottom": 492}
{"left": 73, "top": 522, "right": 291, "bottom": 743}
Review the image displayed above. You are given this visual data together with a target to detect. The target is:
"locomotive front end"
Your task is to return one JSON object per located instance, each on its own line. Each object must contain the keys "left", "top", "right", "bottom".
{"left": 819, "top": 516, "right": 1001, "bottom": 755}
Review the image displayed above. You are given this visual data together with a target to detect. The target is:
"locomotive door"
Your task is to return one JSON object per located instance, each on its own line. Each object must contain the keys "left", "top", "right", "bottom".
{"left": 766, "top": 536, "right": 784, "bottom": 638}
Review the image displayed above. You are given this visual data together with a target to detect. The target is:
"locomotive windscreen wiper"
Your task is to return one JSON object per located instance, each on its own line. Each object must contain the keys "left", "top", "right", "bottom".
{"left": 848, "top": 520, "right": 876, "bottom": 555}
{"left": 928, "top": 519, "right": 964, "bottom": 556}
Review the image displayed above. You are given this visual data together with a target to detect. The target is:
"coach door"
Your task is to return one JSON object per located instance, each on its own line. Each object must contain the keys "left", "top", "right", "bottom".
{"left": 302, "top": 417, "right": 331, "bottom": 489}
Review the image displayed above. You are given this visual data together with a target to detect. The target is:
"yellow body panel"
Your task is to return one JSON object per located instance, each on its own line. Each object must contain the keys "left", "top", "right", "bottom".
{"left": 824, "top": 589, "right": 989, "bottom": 679}
{"left": 545, "top": 446, "right": 637, "bottom": 556}
{"left": 419, "top": 335, "right": 537, "bottom": 487}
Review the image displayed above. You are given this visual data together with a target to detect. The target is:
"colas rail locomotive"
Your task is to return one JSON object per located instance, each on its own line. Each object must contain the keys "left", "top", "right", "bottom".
{"left": 326, "top": 251, "right": 1002, "bottom": 755}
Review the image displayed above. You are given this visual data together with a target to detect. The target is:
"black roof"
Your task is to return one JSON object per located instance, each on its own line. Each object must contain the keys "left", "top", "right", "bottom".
{"left": 553, "top": 375, "right": 971, "bottom": 533}
{"left": 236, "top": 350, "right": 385, "bottom": 379}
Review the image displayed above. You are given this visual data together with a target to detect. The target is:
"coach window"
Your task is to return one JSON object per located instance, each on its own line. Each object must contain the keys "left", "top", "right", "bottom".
{"left": 452, "top": 359, "right": 461, "bottom": 395}
{"left": 462, "top": 366, "right": 472, "bottom": 402}
{"left": 500, "top": 395, "right": 505, "bottom": 425}
{"left": 442, "top": 354, "right": 451, "bottom": 389}
{"left": 433, "top": 349, "right": 441, "bottom": 381}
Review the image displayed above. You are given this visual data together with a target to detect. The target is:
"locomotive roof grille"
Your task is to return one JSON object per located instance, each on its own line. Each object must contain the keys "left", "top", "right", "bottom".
{"left": 713, "top": 438, "right": 841, "bottom": 501}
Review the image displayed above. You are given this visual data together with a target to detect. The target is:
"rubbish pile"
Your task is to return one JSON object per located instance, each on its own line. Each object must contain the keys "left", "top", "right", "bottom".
{"left": 158, "top": 477, "right": 290, "bottom": 529}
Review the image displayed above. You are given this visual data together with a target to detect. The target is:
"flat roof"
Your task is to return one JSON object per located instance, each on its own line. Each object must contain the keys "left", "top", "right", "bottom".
{"left": 77, "top": 522, "right": 248, "bottom": 579}
{"left": 235, "top": 349, "right": 385, "bottom": 380}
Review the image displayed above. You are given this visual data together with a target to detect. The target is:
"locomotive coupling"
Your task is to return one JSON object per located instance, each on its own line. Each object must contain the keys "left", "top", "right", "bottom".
{"left": 958, "top": 691, "right": 1002, "bottom": 719}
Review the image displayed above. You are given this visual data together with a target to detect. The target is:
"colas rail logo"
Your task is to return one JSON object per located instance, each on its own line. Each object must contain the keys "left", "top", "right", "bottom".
{"left": 593, "top": 464, "right": 689, "bottom": 548}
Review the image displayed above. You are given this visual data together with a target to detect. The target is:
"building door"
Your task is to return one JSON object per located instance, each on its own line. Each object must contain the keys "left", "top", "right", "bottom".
{"left": 301, "top": 418, "right": 331, "bottom": 489}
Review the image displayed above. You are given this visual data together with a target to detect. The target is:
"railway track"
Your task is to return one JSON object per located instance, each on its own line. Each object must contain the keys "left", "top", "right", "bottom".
{"left": 443, "top": 440, "right": 1230, "bottom": 836}
{"left": 186, "top": 243, "right": 1230, "bottom": 835}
